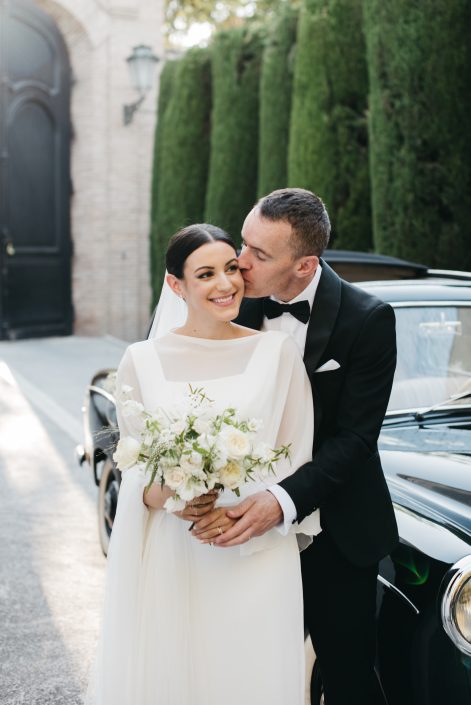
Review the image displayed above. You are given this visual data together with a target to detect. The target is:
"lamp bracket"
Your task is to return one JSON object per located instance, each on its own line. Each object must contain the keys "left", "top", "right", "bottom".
{"left": 123, "top": 94, "right": 145, "bottom": 126}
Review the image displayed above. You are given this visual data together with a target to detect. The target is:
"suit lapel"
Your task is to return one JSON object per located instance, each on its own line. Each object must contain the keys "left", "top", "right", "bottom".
{"left": 303, "top": 260, "right": 342, "bottom": 373}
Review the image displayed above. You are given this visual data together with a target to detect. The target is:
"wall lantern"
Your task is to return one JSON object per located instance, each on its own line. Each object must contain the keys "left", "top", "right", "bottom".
{"left": 123, "top": 45, "right": 159, "bottom": 125}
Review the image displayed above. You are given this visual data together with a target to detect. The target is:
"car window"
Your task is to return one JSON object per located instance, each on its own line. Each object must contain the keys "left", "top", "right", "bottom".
{"left": 389, "top": 305, "right": 471, "bottom": 411}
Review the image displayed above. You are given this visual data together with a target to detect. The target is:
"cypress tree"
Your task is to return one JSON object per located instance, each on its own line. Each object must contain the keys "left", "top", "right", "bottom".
{"left": 205, "top": 26, "right": 263, "bottom": 243}
{"left": 258, "top": 3, "right": 298, "bottom": 197}
{"left": 150, "top": 59, "right": 178, "bottom": 306}
{"left": 364, "top": 0, "right": 471, "bottom": 268}
{"left": 288, "top": 0, "right": 372, "bottom": 250}
{"left": 151, "top": 49, "right": 212, "bottom": 303}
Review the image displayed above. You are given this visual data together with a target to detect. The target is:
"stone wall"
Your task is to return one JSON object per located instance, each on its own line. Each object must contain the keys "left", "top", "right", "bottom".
{"left": 35, "top": 0, "right": 164, "bottom": 341}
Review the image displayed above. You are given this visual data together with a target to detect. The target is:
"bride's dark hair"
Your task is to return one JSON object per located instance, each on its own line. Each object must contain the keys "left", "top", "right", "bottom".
{"left": 166, "top": 224, "right": 237, "bottom": 279}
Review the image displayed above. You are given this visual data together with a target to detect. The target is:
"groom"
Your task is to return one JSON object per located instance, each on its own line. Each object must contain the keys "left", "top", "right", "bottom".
{"left": 215, "top": 188, "right": 398, "bottom": 704}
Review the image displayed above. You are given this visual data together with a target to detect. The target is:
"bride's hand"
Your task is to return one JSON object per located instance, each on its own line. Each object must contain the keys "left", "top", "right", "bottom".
{"left": 174, "top": 490, "right": 219, "bottom": 523}
{"left": 191, "top": 506, "right": 237, "bottom": 543}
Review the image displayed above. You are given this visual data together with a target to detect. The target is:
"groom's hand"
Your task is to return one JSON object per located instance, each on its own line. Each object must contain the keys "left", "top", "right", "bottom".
{"left": 214, "top": 491, "right": 283, "bottom": 547}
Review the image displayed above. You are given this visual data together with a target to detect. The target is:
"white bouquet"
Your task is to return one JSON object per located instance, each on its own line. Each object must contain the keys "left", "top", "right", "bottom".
{"left": 113, "top": 385, "right": 290, "bottom": 512}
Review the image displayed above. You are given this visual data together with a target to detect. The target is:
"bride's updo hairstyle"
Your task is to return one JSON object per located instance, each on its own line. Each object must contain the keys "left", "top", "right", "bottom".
{"left": 166, "top": 224, "right": 237, "bottom": 279}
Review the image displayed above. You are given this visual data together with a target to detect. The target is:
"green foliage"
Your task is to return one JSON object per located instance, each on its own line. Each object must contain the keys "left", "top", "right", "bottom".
{"left": 205, "top": 26, "right": 264, "bottom": 243}
{"left": 150, "top": 60, "right": 177, "bottom": 306}
{"left": 258, "top": 3, "right": 298, "bottom": 196}
{"left": 364, "top": 0, "right": 471, "bottom": 268}
{"left": 150, "top": 49, "right": 212, "bottom": 303}
{"left": 288, "top": 0, "right": 372, "bottom": 250}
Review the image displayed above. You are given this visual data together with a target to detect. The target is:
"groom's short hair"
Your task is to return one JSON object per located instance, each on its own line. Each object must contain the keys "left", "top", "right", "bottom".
{"left": 256, "top": 188, "right": 331, "bottom": 258}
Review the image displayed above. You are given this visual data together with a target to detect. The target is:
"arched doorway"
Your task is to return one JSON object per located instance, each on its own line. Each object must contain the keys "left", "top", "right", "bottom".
{"left": 0, "top": 0, "right": 72, "bottom": 339}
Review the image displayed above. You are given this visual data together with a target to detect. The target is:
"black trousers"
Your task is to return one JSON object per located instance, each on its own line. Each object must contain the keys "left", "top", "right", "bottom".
{"left": 302, "top": 531, "right": 387, "bottom": 705}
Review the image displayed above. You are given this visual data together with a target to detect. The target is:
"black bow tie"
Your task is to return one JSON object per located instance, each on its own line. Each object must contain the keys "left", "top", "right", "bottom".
{"left": 263, "top": 298, "right": 310, "bottom": 324}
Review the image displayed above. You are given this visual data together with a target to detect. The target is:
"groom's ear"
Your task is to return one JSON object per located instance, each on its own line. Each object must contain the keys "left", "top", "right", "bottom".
{"left": 166, "top": 273, "right": 184, "bottom": 299}
{"left": 296, "top": 255, "right": 319, "bottom": 279}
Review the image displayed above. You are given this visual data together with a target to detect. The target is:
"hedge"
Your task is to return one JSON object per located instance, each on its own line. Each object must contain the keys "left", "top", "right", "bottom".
{"left": 257, "top": 3, "right": 298, "bottom": 197}
{"left": 150, "top": 49, "right": 212, "bottom": 303}
{"left": 364, "top": 0, "right": 471, "bottom": 268}
{"left": 205, "top": 26, "right": 264, "bottom": 243}
{"left": 288, "top": 0, "right": 372, "bottom": 250}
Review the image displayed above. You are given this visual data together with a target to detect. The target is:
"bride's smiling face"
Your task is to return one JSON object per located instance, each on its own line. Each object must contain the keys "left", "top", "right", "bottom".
{"left": 168, "top": 241, "right": 244, "bottom": 322}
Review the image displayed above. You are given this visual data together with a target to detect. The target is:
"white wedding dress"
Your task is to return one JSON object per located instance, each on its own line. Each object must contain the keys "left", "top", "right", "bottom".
{"left": 85, "top": 329, "right": 320, "bottom": 705}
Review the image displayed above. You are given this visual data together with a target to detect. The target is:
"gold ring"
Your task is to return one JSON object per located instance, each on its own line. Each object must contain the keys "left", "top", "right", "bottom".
{"left": 217, "top": 526, "right": 223, "bottom": 535}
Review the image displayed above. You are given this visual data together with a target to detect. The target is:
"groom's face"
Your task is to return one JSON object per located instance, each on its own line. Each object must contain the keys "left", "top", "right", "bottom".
{"left": 239, "top": 209, "right": 300, "bottom": 300}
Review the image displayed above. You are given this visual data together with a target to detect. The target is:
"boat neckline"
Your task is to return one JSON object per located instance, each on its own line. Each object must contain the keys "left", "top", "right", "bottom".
{"left": 166, "top": 329, "right": 262, "bottom": 343}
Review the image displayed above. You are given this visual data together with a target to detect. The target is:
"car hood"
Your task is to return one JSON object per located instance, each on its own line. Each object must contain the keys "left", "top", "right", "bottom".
{"left": 379, "top": 425, "right": 471, "bottom": 563}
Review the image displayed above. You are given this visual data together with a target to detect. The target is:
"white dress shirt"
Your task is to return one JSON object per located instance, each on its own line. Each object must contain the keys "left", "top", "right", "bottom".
{"left": 265, "top": 264, "right": 322, "bottom": 534}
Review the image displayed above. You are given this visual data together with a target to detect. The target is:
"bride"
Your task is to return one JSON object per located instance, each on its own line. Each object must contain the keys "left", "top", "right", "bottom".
{"left": 85, "top": 224, "right": 320, "bottom": 705}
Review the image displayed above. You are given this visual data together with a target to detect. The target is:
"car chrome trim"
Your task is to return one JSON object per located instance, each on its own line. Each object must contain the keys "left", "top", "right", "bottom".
{"left": 441, "top": 555, "right": 471, "bottom": 656}
{"left": 385, "top": 404, "right": 471, "bottom": 419}
{"left": 377, "top": 574, "right": 420, "bottom": 615}
{"left": 428, "top": 269, "right": 471, "bottom": 281}
{"left": 389, "top": 301, "right": 471, "bottom": 308}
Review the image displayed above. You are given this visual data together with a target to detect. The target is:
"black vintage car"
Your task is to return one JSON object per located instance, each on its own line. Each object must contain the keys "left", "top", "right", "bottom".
{"left": 78, "top": 252, "right": 471, "bottom": 705}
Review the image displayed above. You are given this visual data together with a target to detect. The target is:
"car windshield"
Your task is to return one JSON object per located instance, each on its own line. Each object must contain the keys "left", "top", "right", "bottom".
{"left": 388, "top": 304, "right": 471, "bottom": 412}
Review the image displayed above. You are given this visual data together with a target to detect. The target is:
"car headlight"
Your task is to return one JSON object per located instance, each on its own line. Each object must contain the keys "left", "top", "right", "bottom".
{"left": 441, "top": 555, "right": 471, "bottom": 655}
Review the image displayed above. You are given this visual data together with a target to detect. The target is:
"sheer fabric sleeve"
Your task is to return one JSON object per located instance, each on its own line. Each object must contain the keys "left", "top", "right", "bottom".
{"left": 271, "top": 337, "right": 321, "bottom": 546}
{"left": 241, "top": 336, "right": 320, "bottom": 556}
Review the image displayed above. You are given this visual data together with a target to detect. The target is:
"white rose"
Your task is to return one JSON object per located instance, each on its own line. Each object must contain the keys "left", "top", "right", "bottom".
{"left": 179, "top": 451, "right": 204, "bottom": 474}
{"left": 219, "top": 460, "right": 243, "bottom": 490}
{"left": 121, "top": 384, "right": 133, "bottom": 395}
{"left": 164, "top": 467, "right": 186, "bottom": 490}
{"left": 113, "top": 436, "right": 140, "bottom": 471}
{"left": 164, "top": 496, "right": 186, "bottom": 513}
{"left": 220, "top": 427, "right": 251, "bottom": 459}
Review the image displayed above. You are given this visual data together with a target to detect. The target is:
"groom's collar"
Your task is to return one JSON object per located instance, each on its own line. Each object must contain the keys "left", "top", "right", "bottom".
{"left": 269, "top": 263, "right": 322, "bottom": 309}
{"left": 237, "top": 258, "right": 343, "bottom": 363}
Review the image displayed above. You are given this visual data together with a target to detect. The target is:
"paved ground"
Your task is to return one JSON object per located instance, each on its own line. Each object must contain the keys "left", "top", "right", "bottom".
{"left": 0, "top": 336, "right": 126, "bottom": 705}
{"left": 0, "top": 335, "right": 314, "bottom": 704}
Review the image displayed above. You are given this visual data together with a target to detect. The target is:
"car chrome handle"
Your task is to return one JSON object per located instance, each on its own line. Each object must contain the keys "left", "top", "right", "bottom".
{"left": 5, "top": 240, "right": 15, "bottom": 256}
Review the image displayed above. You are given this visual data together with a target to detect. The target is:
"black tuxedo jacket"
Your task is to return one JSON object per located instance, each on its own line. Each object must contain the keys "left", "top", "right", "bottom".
{"left": 237, "top": 260, "right": 399, "bottom": 567}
